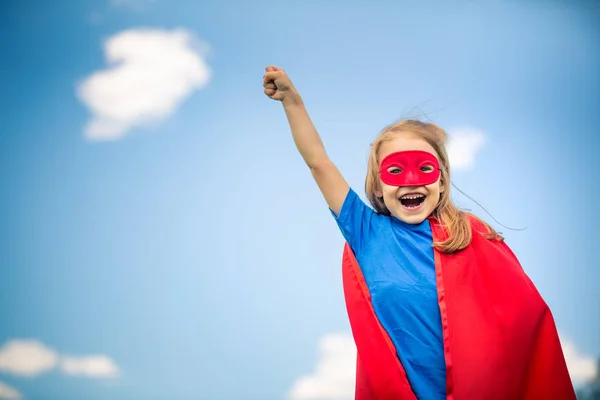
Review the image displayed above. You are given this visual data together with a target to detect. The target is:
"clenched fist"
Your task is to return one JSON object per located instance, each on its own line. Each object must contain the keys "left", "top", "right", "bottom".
{"left": 263, "top": 66, "right": 300, "bottom": 104}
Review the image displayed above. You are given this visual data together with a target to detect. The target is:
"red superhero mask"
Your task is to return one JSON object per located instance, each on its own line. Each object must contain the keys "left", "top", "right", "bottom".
{"left": 379, "top": 150, "right": 441, "bottom": 187}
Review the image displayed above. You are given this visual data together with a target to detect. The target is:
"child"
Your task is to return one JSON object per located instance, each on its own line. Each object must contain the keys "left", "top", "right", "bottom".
{"left": 263, "top": 66, "right": 575, "bottom": 400}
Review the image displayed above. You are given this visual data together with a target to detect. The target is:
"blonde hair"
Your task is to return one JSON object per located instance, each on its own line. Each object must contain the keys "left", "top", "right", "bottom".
{"left": 365, "top": 119, "right": 502, "bottom": 253}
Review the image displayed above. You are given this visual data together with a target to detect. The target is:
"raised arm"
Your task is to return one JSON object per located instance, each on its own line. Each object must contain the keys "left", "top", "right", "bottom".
{"left": 263, "top": 66, "right": 349, "bottom": 216}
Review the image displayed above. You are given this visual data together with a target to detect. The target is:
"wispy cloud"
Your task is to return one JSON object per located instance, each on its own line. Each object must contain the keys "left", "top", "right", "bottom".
{"left": 561, "top": 337, "right": 598, "bottom": 385}
{"left": 110, "top": 0, "right": 156, "bottom": 11}
{"left": 0, "top": 340, "right": 58, "bottom": 377}
{"left": 0, "top": 339, "right": 119, "bottom": 379}
{"left": 0, "top": 339, "right": 120, "bottom": 397}
{"left": 446, "top": 127, "right": 486, "bottom": 171}
{"left": 0, "top": 382, "right": 21, "bottom": 400}
{"left": 0, "top": 339, "right": 119, "bottom": 378}
{"left": 77, "top": 28, "right": 211, "bottom": 141}
{"left": 289, "top": 332, "right": 598, "bottom": 398}
{"left": 60, "top": 355, "right": 119, "bottom": 378}
{"left": 287, "top": 333, "right": 356, "bottom": 400}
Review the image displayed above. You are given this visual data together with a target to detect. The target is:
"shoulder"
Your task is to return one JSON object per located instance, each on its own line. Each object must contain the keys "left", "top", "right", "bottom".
{"left": 427, "top": 212, "right": 502, "bottom": 252}
{"left": 465, "top": 213, "right": 504, "bottom": 242}
{"left": 338, "top": 188, "right": 381, "bottom": 219}
{"left": 466, "top": 213, "right": 488, "bottom": 233}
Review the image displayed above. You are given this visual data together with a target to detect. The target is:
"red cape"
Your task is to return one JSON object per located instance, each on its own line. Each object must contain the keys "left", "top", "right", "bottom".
{"left": 342, "top": 215, "right": 575, "bottom": 400}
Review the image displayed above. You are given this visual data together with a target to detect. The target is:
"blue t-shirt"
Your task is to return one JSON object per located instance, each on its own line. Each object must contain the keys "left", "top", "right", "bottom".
{"left": 333, "top": 189, "right": 446, "bottom": 400}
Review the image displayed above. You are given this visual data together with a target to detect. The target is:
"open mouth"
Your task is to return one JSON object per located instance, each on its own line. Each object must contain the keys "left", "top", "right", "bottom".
{"left": 399, "top": 193, "right": 426, "bottom": 209}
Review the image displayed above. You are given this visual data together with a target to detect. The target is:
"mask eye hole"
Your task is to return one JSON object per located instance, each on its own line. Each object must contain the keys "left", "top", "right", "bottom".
{"left": 420, "top": 165, "right": 435, "bottom": 173}
{"left": 387, "top": 167, "right": 403, "bottom": 175}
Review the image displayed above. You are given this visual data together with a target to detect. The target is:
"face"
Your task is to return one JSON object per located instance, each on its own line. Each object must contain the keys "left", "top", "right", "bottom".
{"left": 374, "top": 133, "right": 444, "bottom": 224}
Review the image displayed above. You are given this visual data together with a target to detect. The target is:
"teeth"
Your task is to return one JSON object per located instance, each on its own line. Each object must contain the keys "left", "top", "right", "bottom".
{"left": 400, "top": 194, "right": 425, "bottom": 200}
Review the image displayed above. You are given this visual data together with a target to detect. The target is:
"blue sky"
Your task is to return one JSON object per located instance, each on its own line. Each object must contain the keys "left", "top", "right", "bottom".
{"left": 1, "top": 0, "right": 599, "bottom": 399}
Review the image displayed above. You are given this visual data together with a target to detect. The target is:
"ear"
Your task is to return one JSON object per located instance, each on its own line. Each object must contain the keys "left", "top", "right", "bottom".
{"left": 374, "top": 188, "right": 383, "bottom": 198}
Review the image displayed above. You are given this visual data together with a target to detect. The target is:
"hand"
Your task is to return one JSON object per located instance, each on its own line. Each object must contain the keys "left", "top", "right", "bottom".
{"left": 263, "top": 66, "right": 299, "bottom": 103}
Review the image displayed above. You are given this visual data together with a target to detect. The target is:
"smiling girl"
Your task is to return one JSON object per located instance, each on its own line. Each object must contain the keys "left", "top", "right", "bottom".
{"left": 263, "top": 66, "right": 575, "bottom": 400}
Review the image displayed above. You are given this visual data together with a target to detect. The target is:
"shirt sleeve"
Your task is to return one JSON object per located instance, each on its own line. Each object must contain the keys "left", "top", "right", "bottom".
{"left": 330, "top": 188, "right": 379, "bottom": 256}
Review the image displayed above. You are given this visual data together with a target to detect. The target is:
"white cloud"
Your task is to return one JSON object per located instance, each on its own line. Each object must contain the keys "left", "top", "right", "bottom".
{"left": 446, "top": 127, "right": 486, "bottom": 171}
{"left": 0, "top": 340, "right": 58, "bottom": 377}
{"left": 561, "top": 338, "right": 598, "bottom": 385}
{"left": 77, "top": 28, "right": 211, "bottom": 141}
{"left": 0, "top": 382, "right": 21, "bottom": 400}
{"left": 288, "top": 333, "right": 598, "bottom": 398}
{"left": 60, "top": 355, "right": 119, "bottom": 378}
{"left": 287, "top": 333, "right": 356, "bottom": 400}
{"left": 110, "top": 0, "right": 156, "bottom": 11}
{"left": 0, "top": 339, "right": 120, "bottom": 381}
{"left": 111, "top": 0, "right": 156, "bottom": 6}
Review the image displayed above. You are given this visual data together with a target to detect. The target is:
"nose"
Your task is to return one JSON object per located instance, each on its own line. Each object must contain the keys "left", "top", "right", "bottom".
{"left": 404, "top": 170, "right": 418, "bottom": 183}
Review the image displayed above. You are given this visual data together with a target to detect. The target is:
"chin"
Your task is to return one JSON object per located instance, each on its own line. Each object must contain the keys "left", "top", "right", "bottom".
{"left": 393, "top": 212, "right": 428, "bottom": 224}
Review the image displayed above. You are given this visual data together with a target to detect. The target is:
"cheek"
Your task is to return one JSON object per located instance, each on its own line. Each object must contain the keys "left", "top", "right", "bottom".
{"left": 381, "top": 184, "right": 398, "bottom": 197}
{"left": 425, "top": 185, "right": 443, "bottom": 204}
{"left": 425, "top": 180, "right": 443, "bottom": 194}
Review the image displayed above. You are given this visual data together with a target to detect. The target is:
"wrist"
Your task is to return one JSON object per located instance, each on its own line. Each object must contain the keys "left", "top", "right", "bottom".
{"left": 282, "top": 91, "right": 303, "bottom": 108}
